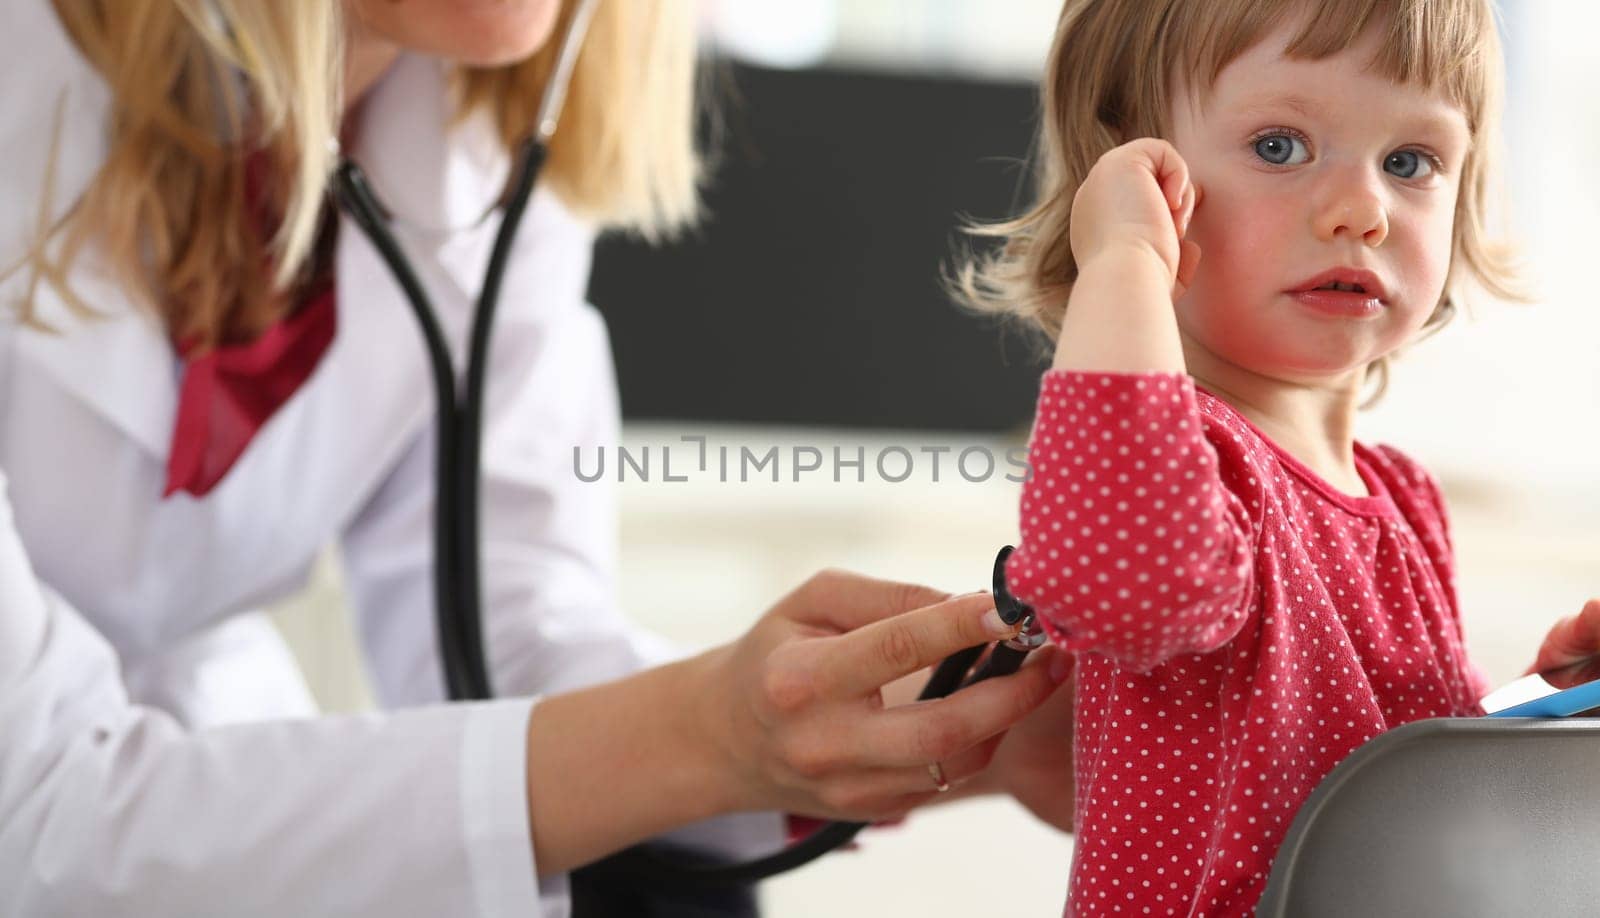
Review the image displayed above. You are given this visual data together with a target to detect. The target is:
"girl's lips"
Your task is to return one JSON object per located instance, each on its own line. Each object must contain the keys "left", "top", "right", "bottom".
{"left": 1287, "top": 288, "right": 1384, "bottom": 318}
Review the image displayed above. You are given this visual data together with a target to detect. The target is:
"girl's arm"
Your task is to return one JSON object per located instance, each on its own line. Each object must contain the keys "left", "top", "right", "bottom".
{"left": 1009, "top": 373, "right": 1256, "bottom": 671}
{"left": 1007, "top": 139, "right": 1255, "bottom": 672}
{"left": 1052, "top": 138, "right": 1200, "bottom": 376}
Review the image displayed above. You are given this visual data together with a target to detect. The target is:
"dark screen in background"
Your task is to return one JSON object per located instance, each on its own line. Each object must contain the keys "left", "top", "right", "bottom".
{"left": 589, "top": 63, "right": 1050, "bottom": 433}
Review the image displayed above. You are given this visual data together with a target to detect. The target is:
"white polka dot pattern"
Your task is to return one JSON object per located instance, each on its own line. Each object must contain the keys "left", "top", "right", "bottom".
{"left": 1006, "top": 371, "right": 1484, "bottom": 917}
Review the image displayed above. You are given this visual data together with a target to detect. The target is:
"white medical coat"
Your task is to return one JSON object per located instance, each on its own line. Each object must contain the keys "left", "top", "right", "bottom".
{"left": 0, "top": 2, "right": 775, "bottom": 914}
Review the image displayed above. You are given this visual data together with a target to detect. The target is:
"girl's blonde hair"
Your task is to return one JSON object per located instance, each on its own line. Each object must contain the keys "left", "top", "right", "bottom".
{"left": 957, "top": 0, "right": 1528, "bottom": 396}
{"left": 26, "top": 0, "right": 698, "bottom": 351}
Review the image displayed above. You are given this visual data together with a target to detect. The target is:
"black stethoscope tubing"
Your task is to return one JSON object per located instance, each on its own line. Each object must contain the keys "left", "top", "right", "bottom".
{"left": 333, "top": 153, "right": 1043, "bottom": 889}
{"left": 331, "top": 140, "right": 545, "bottom": 702}
{"left": 326, "top": 6, "right": 1045, "bottom": 888}
{"left": 335, "top": 137, "right": 868, "bottom": 884}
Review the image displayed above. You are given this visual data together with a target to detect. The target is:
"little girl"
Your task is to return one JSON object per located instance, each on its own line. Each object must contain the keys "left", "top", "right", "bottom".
{"left": 964, "top": 0, "right": 1596, "bottom": 914}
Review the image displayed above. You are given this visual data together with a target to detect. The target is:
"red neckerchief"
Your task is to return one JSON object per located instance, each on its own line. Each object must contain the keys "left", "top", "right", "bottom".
{"left": 163, "top": 280, "right": 336, "bottom": 498}
{"left": 162, "top": 143, "right": 339, "bottom": 499}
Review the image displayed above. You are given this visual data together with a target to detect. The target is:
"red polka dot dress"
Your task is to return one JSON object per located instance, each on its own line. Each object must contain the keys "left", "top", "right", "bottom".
{"left": 1006, "top": 371, "right": 1488, "bottom": 917}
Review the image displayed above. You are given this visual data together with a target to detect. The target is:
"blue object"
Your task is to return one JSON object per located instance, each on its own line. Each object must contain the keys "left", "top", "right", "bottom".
{"left": 1484, "top": 677, "right": 1600, "bottom": 718}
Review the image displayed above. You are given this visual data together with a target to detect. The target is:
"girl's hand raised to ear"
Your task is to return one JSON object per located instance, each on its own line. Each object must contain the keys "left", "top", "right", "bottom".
{"left": 1069, "top": 137, "right": 1202, "bottom": 300}
{"left": 1053, "top": 138, "right": 1202, "bottom": 375}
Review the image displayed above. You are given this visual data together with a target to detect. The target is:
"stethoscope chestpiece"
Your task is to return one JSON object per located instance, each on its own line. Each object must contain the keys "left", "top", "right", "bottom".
{"left": 965, "top": 545, "right": 1044, "bottom": 678}
{"left": 992, "top": 544, "right": 1036, "bottom": 629}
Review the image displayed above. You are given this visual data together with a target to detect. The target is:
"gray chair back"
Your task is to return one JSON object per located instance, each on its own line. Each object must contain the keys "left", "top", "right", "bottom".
{"left": 1258, "top": 718, "right": 1600, "bottom": 917}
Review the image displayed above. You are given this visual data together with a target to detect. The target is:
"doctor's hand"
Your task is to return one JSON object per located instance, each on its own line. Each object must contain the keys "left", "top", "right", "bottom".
{"left": 944, "top": 647, "right": 1077, "bottom": 833}
{"left": 523, "top": 570, "right": 1067, "bottom": 878}
{"left": 698, "top": 570, "right": 1069, "bottom": 823}
{"left": 1524, "top": 597, "right": 1600, "bottom": 675}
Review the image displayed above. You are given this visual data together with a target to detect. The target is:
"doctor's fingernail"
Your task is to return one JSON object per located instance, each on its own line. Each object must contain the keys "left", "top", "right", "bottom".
{"left": 982, "top": 607, "right": 1018, "bottom": 636}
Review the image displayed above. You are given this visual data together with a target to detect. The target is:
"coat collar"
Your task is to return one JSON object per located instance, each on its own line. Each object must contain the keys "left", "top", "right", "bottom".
{"left": 4, "top": 28, "right": 515, "bottom": 461}
{"left": 2, "top": 0, "right": 177, "bottom": 458}
{"left": 347, "top": 54, "right": 512, "bottom": 239}
{"left": 12, "top": 269, "right": 180, "bottom": 459}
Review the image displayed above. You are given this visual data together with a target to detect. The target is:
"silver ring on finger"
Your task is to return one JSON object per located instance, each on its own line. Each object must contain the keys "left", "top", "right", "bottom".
{"left": 926, "top": 761, "right": 950, "bottom": 793}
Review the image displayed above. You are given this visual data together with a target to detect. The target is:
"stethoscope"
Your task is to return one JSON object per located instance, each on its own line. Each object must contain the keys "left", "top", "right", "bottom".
{"left": 329, "top": 0, "right": 604, "bottom": 703}
{"left": 329, "top": 0, "right": 1046, "bottom": 891}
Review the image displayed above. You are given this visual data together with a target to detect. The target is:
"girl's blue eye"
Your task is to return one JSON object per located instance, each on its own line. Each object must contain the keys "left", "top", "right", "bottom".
{"left": 1254, "top": 132, "right": 1308, "bottom": 165}
{"left": 1385, "top": 150, "right": 1435, "bottom": 179}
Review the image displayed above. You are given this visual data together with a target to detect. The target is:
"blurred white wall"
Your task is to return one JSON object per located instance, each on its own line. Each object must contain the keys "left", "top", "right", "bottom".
{"left": 704, "top": 0, "right": 1060, "bottom": 78}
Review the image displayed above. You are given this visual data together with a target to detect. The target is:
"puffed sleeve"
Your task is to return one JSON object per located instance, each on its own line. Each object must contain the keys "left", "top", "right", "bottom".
{"left": 0, "top": 467, "right": 553, "bottom": 917}
{"left": 1006, "top": 371, "right": 1259, "bottom": 672}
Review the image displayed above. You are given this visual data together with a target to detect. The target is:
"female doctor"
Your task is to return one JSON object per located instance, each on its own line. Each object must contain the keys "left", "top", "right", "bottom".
{"left": 0, "top": 1, "right": 1076, "bottom": 915}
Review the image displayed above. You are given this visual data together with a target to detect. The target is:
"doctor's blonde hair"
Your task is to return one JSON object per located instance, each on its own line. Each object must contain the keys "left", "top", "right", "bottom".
{"left": 30, "top": 0, "right": 698, "bottom": 351}
{"left": 956, "top": 0, "right": 1529, "bottom": 398}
